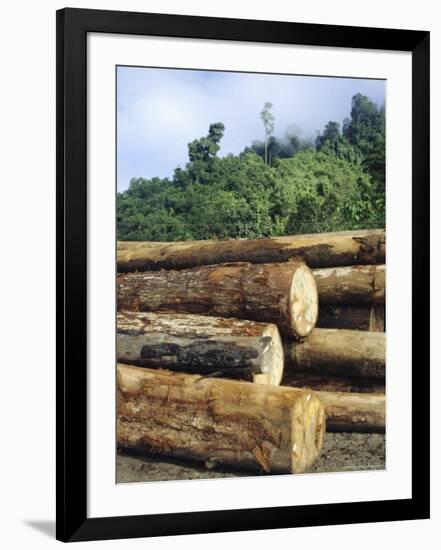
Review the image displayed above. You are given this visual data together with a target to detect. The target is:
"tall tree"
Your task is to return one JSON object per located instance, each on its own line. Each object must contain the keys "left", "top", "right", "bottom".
{"left": 260, "top": 102, "right": 275, "bottom": 165}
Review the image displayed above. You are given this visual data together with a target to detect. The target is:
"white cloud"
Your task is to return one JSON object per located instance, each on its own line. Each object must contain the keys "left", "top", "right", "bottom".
{"left": 117, "top": 67, "right": 385, "bottom": 190}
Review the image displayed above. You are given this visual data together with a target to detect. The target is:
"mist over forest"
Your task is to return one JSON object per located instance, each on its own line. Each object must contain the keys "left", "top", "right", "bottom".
{"left": 117, "top": 92, "right": 385, "bottom": 241}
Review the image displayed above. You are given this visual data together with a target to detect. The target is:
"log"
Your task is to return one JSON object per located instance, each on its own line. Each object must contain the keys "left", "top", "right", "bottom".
{"left": 313, "top": 265, "right": 385, "bottom": 304}
{"left": 283, "top": 372, "right": 385, "bottom": 394}
{"left": 284, "top": 328, "right": 385, "bottom": 379}
{"left": 317, "top": 304, "right": 385, "bottom": 331}
{"left": 315, "top": 391, "right": 385, "bottom": 433}
{"left": 117, "top": 262, "right": 318, "bottom": 338}
{"left": 117, "top": 364, "right": 325, "bottom": 474}
{"left": 117, "top": 229, "right": 385, "bottom": 272}
{"left": 117, "top": 311, "right": 284, "bottom": 385}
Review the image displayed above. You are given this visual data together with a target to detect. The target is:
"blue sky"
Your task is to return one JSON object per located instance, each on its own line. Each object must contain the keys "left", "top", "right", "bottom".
{"left": 117, "top": 66, "right": 385, "bottom": 192}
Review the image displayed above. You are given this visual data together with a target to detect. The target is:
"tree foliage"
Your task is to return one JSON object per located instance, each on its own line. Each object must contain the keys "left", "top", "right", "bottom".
{"left": 117, "top": 93, "right": 385, "bottom": 241}
{"left": 187, "top": 122, "right": 225, "bottom": 162}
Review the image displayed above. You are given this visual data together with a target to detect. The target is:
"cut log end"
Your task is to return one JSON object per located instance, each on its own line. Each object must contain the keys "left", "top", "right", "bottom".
{"left": 253, "top": 323, "right": 284, "bottom": 386}
{"left": 290, "top": 264, "right": 319, "bottom": 338}
{"left": 290, "top": 391, "right": 326, "bottom": 473}
{"left": 369, "top": 304, "right": 385, "bottom": 332}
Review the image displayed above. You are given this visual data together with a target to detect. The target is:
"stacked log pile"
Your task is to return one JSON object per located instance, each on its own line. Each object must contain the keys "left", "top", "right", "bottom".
{"left": 313, "top": 265, "right": 385, "bottom": 331}
{"left": 283, "top": 329, "right": 385, "bottom": 432}
{"left": 116, "top": 228, "right": 386, "bottom": 474}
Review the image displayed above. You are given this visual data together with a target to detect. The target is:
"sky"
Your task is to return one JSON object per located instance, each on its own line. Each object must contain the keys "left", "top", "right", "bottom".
{"left": 117, "top": 66, "right": 385, "bottom": 192}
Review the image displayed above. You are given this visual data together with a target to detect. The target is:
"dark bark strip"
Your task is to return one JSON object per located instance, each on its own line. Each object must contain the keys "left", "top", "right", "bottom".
{"left": 283, "top": 372, "right": 385, "bottom": 394}
{"left": 117, "top": 311, "right": 285, "bottom": 385}
{"left": 117, "top": 332, "right": 274, "bottom": 379}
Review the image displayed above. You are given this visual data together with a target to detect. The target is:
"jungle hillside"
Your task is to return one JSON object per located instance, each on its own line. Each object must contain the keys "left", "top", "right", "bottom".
{"left": 117, "top": 93, "right": 385, "bottom": 242}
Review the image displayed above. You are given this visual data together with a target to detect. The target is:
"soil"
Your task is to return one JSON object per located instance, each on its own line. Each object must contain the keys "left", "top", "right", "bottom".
{"left": 116, "top": 432, "right": 385, "bottom": 483}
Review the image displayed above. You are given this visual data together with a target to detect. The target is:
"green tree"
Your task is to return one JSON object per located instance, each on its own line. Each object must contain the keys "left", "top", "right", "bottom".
{"left": 181, "top": 152, "right": 277, "bottom": 239}
{"left": 342, "top": 93, "right": 385, "bottom": 188}
{"left": 316, "top": 121, "right": 341, "bottom": 148}
{"left": 260, "top": 102, "right": 275, "bottom": 165}
{"left": 272, "top": 150, "right": 381, "bottom": 234}
{"left": 187, "top": 122, "right": 225, "bottom": 162}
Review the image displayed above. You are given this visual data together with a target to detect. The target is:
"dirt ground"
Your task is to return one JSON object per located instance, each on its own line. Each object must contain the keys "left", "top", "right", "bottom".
{"left": 116, "top": 432, "right": 385, "bottom": 483}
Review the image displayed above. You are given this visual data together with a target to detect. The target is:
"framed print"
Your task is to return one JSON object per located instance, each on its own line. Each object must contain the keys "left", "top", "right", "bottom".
{"left": 56, "top": 8, "right": 430, "bottom": 542}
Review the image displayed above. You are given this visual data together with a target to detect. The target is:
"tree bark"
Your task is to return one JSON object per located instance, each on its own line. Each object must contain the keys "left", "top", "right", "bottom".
{"left": 283, "top": 372, "right": 385, "bottom": 394}
{"left": 313, "top": 264, "right": 385, "bottom": 304}
{"left": 284, "top": 328, "right": 385, "bottom": 379}
{"left": 315, "top": 391, "right": 385, "bottom": 433}
{"left": 117, "top": 364, "right": 325, "bottom": 474}
{"left": 317, "top": 304, "right": 385, "bottom": 331}
{"left": 117, "top": 229, "right": 385, "bottom": 272}
{"left": 117, "top": 311, "right": 284, "bottom": 385}
{"left": 117, "top": 262, "right": 318, "bottom": 338}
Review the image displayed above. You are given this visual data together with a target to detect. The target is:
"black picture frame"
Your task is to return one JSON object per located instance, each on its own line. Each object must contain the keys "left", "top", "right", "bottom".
{"left": 56, "top": 7, "right": 430, "bottom": 542}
